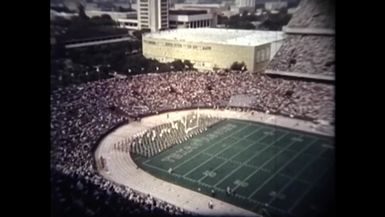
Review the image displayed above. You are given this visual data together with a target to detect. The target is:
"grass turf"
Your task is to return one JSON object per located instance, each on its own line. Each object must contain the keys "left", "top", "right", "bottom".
{"left": 132, "top": 119, "right": 335, "bottom": 217}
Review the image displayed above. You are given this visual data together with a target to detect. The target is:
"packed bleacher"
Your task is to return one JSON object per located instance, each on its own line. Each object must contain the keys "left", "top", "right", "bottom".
{"left": 267, "top": 35, "right": 335, "bottom": 75}
{"left": 287, "top": 0, "right": 335, "bottom": 29}
{"left": 51, "top": 70, "right": 334, "bottom": 216}
{"left": 52, "top": 169, "right": 186, "bottom": 217}
{"left": 267, "top": 0, "right": 335, "bottom": 76}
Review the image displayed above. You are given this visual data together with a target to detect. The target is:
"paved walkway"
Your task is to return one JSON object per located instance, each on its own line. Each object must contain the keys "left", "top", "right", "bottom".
{"left": 282, "top": 26, "right": 335, "bottom": 36}
{"left": 265, "top": 70, "right": 334, "bottom": 81}
{"left": 95, "top": 109, "right": 334, "bottom": 216}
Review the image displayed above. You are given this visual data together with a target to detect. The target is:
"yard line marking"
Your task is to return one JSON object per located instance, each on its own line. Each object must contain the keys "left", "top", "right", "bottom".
{"left": 172, "top": 122, "right": 250, "bottom": 171}
{"left": 186, "top": 126, "right": 264, "bottom": 180}
{"left": 143, "top": 161, "right": 181, "bottom": 178}
{"left": 134, "top": 120, "right": 333, "bottom": 217}
{"left": 267, "top": 139, "right": 331, "bottom": 206}
{"left": 322, "top": 144, "right": 334, "bottom": 149}
{"left": 287, "top": 168, "right": 331, "bottom": 214}
{"left": 240, "top": 196, "right": 288, "bottom": 214}
{"left": 213, "top": 130, "right": 287, "bottom": 188}
{"left": 198, "top": 127, "right": 270, "bottom": 184}
{"left": 269, "top": 140, "right": 329, "bottom": 199}
{"left": 231, "top": 132, "right": 290, "bottom": 192}
{"left": 247, "top": 137, "right": 318, "bottom": 200}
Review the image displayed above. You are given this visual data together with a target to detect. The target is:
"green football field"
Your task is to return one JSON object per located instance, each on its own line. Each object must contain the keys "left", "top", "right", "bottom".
{"left": 132, "top": 119, "right": 335, "bottom": 217}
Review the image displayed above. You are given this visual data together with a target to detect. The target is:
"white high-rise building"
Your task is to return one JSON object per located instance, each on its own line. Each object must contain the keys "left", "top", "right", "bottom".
{"left": 236, "top": 0, "right": 256, "bottom": 7}
{"left": 138, "top": 0, "right": 169, "bottom": 32}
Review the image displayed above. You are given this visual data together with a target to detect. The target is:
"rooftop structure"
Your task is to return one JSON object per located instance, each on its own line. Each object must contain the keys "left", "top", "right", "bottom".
{"left": 169, "top": 9, "right": 215, "bottom": 28}
{"left": 85, "top": 10, "right": 137, "bottom": 20}
{"left": 143, "top": 28, "right": 285, "bottom": 72}
{"left": 169, "top": 9, "right": 208, "bottom": 15}
{"left": 144, "top": 28, "right": 285, "bottom": 46}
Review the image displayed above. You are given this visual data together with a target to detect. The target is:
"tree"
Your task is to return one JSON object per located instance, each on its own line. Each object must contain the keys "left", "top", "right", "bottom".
{"left": 117, "top": 6, "right": 134, "bottom": 12}
{"left": 171, "top": 59, "right": 185, "bottom": 71}
{"left": 158, "top": 63, "right": 171, "bottom": 72}
{"left": 234, "top": 22, "right": 256, "bottom": 30}
{"left": 78, "top": 4, "right": 89, "bottom": 20}
{"left": 60, "top": 15, "right": 127, "bottom": 41}
{"left": 213, "top": 66, "right": 220, "bottom": 72}
{"left": 183, "top": 60, "right": 194, "bottom": 70}
{"left": 132, "top": 29, "right": 151, "bottom": 41}
{"left": 260, "top": 11, "right": 292, "bottom": 31}
{"left": 230, "top": 61, "right": 247, "bottom": 71}
{"left": 217, "top": 15, "right": 229, "bottom": 25}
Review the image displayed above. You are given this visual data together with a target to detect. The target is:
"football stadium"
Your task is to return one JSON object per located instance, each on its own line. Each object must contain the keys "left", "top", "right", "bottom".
{"left": 95, "top": 108, "right": 334, "bottom": 217}
{"left": 51, "top": 0, "right": 335, "bottom": 217}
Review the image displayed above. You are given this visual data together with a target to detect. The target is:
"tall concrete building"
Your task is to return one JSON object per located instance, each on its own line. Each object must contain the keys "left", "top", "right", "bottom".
{"left": 169, "top": 10, "right": 216, "bottom": 29}
{"left": 138, "top": 0, "right": 169, "bottom": 32}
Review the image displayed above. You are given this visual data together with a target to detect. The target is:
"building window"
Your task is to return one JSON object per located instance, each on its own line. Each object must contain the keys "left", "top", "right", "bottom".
{"left": 259, "top": 49, "right": 263, "bottom": 61}
{"left": 256, "top": 51, "right": 261, "bottom": 62}
{"left": 262, "top": 48, "right": 267, "bottom": 61}
{"left": 202, "top": 46, "right": 211, "bottom": 50}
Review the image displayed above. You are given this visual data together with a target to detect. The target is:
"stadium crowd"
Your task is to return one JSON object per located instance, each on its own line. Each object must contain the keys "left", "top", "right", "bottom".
{"left": 287, "top": 0, "right": 335, "bottom": 29}
{"left": 52, "top": 169, "right": 186, "bottom": 217}
{"left": 267, "top": 35, "right": 335, "bottom": 75}
{"left": 267, "top": 0, "right": 335, "bottom": 75}
{"left": 51, "top": 70, "right": 334, "bottom": 216}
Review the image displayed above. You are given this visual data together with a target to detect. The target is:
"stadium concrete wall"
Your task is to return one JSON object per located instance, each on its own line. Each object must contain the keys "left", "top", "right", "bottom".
{"left": 142, "top": 37, "right": 272, "bottom": 72}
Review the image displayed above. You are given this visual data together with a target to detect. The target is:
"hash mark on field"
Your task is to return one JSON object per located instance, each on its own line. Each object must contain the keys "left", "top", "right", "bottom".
{"left": 322, "top": 144, "right": 334, "bottom": 149}
{"left": 172, "top": 123, "right": 250, "bottom": 171}
{"left": 232, "top": 132, "right": 289, "bottom": 192}
{"left": 288, "top": 168, "right": 330, "bottom": 214}
{"left": 270, "top": 139, "right": 328, "bottom": 206}
{"left": 247, "top": 137, "right": 317, "bottom": 200}
{"left": 208, "top": 154, "right": 242, "bottom": 164}
{"left": 213, "top": 130, "right": 289, "bottom": 189}
{"left": 182, "top": 126, "right": 255, "bottom": 178}
{"left": 197, "top": 126, "right": 265, "bottom": 182}
{"left": 143, "top": 162, "right": 181, "bottom": 178}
